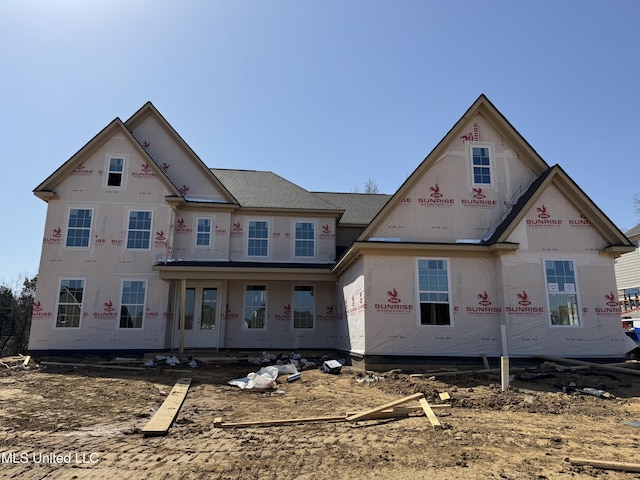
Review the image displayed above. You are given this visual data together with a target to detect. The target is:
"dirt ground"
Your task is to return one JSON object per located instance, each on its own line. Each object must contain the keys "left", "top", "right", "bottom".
{"left": 2, "top": 353, "right": 640, "bottom": 480}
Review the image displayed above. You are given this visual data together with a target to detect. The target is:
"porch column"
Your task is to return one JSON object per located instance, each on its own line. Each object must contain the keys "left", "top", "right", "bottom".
{"left": 179, "top": 278, "right": 186, "bottom": 354}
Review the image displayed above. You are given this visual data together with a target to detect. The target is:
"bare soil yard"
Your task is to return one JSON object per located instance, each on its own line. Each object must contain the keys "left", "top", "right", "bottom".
{"left": 1, "top": 353, "right": 640, "bottom": 479}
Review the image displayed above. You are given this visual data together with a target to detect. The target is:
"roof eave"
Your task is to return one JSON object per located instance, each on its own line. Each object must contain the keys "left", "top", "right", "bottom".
{"left": 33, "top": 190, "right": 59, "bottom": 202}
{"left": 333, "top": 240, "right": 519, "bottom": 275}
{"left": 234, "top": 206, "right": 344, "bottom": 217}
{"left": 603, "top": 245, "right": 636, "bottom": 258}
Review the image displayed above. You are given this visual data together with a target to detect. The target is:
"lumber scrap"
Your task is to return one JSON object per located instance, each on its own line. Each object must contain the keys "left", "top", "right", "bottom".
{"left": 40, "top": 361, "right": 193, "bottom": 373}
{"left": 419, "top": 397, "right": 442, "bottom": 429}
{"left": 543, "top": 360, "right": 634, "bottom": 371}
{"left": 570, "top": 457, "right": 640, "bottom": 473}
{"left": 536, "top": 355, "right": 640, "bottom": 377}
{"left": 213, "top": 404, "right": 452, "bottom": 428}
{"left": 346, "top": 392, "right": 425, "bottom": 422}
{"left": 22, "top": 356, "right": 31, "bottom": 367}
{"left": 482, "top": 354, "right": 490, "bottom": 369}
{"left": 348, "top": 404, "right": 450, "bottom": 418}
{"left": 214, "top": 414, "right": 348, "bottom": 428}
{"left": 410, "top": 367, "right": 509, "bottom": 377}
{"left": 142, "top": 377, "right": 192, "bottom": 436}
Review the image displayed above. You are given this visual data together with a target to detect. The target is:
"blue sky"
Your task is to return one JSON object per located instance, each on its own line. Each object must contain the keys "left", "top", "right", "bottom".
{"left": 1, "top": 0, "right": 639, "bottom": 289}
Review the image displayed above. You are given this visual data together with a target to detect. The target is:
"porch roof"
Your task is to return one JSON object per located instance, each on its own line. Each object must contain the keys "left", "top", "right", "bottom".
{"left": 152, "top": 260, "right": 336, "bottom": 282}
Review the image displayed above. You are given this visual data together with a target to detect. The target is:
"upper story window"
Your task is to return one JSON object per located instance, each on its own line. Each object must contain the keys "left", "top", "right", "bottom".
{"left": 127, "top": 211, "right": 152, "bottom": 249}
{"left": 248, "top": 220, "right": 269, "bottom": 257}
{"left": 471, "top": 146, "right": 492, "bottom": 185}
{"left": 293, "top": 285, "right": 315, "bottom": 329}
{"left": 66, "top": 208, "right": 92, "bottom": 248}
{"left": 56, "top": 278, "right": 84, "bottom": 328}
{"left": 119, "top": 280, "right": 146, "bottom": 329}
{"left": 244, "top": 285, "right": 266, "bottom": 329}
{"left": 294, "top": 222, "right": 315, "bottom": 257}
{"left": 107, "top": 157, "right": 124, "bottom": 187}
{"left": 544, "top": 259, "right": 580, "bottom": 326}
{"left": 417, "top": 259, "right": 451, "bottom": 326}
{"left": 196, "top": 217, "right": 212, "bottom": 247}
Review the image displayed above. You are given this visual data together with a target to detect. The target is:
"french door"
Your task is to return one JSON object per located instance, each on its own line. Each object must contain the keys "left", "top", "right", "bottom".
{"left": 173, "top": 286, "right": 219, "bottom": 349}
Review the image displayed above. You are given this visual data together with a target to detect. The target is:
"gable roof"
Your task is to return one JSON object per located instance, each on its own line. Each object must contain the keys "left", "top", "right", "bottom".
{"left": 211, "top": 168, "right": 343, "bottom": 214}
{"left": 486, "top": 164, "right": 633, "bottom": 251}
{"left": 358, "top": 94, "right": 550, "bottom": 241}
{"left": 33, "top": 117, "right": 182, "bottom": 200}
{"left": 313, "top": 192, "right": 392, "bottom": 225}
{"left": 125, "top": 102, "right": 238, "bottom": 205}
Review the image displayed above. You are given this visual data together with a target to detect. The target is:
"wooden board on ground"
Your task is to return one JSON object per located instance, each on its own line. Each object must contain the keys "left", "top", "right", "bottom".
{"left": 215, "top": 414, "right": 348, "bottom": 428}
{"left": 40, "top": 361, "right": 193, "bottom": 373}
{"left": 419, "top": 397, "right": 442, "bottom": 429}
{"left": 213, "top": 404, "right": 452, "bottom": 428}
{"left": 570, "top": 457, "right": 640, "bottom": 473}
{"left": 346, "top": 392, "right": 425, "bottom": 422}
{"left": 536, "top": 355, "right": 640, "bottom": 377}
{"left": 142, "top": 378, "right": 192, "bottom": 436}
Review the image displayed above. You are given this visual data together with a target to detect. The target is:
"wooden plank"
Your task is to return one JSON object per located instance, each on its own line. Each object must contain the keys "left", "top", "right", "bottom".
{"left": 40, "top": 361, "right": 193, "bottom": 373}
{"left": 439, "top": 392, "right": 451, "bottom": 401}
{"left": 22, "top": 356, "right": 31, "bottom": 367}
{"left": 348, "top": 404, "right": 451, "bottom": 418}
{"left": 501, "top": 356, "right": 510, "bottom": 392}
{"left": 409, "top": 366, "right": 528, "bottom": 378}
{"left": 536, "top": 355, "right": 640, "bottom": 377}
{"left": 213, "top": 404, "right": 451, "bottom": 428}
{"left": 570, "top": 457, "right": 640, "bottom": 473}
{"left": 346, "top": 392, "right": 424, "bottom": 422}
{"left": 142, "top": 377, "right": 192, "bottom": 436}
{"left": 482, "top": 354, "right": 490, "bottom": 369}
{"left": 215, "top": 414, "right": 348, "bottom": 428}
{"left": 419, "top": 397, "right": 442, "bottom": 429}
{"left": 215, "top": 405, "right": 452, "bottom": 428}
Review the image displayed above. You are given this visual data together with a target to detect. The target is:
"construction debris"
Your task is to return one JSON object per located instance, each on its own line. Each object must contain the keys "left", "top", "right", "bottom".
{"left": 213, "top": 392, "right": 450, "bottom": 429}
{"left": 141, "top": 377, "right": 192, "bottom": 436}
{"left": 321, "top": 359, "right": 343, "bottom": 374}
{"left": 228, "top": 366, "right": 280, "bottom": 390}
{"left": 536, "top": 355, "right": 640, "bottom": 377}
{"left": 569, "top": 457, "right": 640, "bottom": 473}
{"left": 0, "top": 355, "right": 35, "bottom": 370}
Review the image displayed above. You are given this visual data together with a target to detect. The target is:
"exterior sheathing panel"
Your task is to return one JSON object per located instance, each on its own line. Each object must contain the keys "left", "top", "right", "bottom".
{"left": 336, "top": 258, "right": 365, "bottom": 354}
{"left": 172, "top": 210, "right": 232, "bottom": 261}
{"left": 30, "top": 137, "right": 174, "bottom": 350}
{"left": 129, "top": 115, "right": 227, "bottom": 202}
{"left": 368, "top": 116, "right": 538, "bottom": 242}
{"left": 220, "top": 280, "right": 337, "bottom": 349}
{"left": 228, "top": 215, "right": 336, "bottom": 263}
{"left": 363, "top": 254, "right": 502, "bottom": 356}
{"left": 501, "top": 185, "right": 635, "bottom": 357}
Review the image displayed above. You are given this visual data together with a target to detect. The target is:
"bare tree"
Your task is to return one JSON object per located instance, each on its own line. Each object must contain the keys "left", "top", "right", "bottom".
{"left": 0, "top": 275, "right": 36, "bottom": 355}
{"left": 363, "top": 178, "right": 379, "bottom": 194}
{"left": 353, "top": 178, "right": 380, "bottom": 194}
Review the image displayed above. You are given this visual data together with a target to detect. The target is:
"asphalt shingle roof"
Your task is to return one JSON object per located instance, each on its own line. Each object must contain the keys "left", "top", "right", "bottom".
{"left": 626, "top": 223, "right": 640, "bottom": 240}
{"left": 210, "top": 169, "right": 340, "bottom": 211}
{"left": 313, "top": 192, "right": 391, "bottom": 225}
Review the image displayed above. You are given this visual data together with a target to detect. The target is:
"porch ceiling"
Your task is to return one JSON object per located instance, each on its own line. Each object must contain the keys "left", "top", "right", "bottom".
{"left": 153, "top": 261, "right": 336, "bottom": 282}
